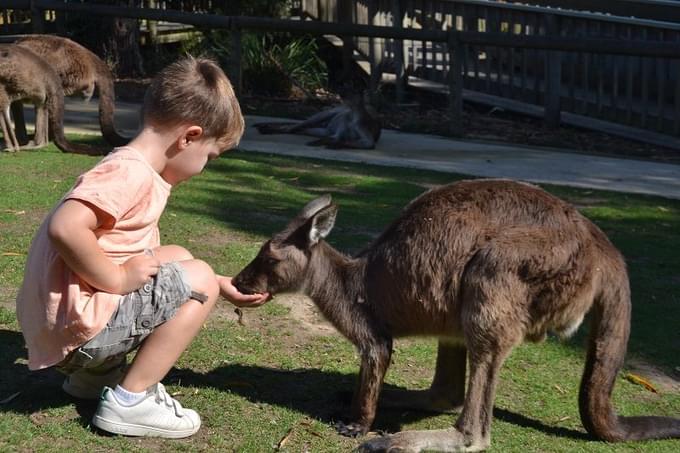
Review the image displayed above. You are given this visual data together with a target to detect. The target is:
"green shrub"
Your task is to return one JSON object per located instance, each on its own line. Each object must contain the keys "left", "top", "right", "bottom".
{"left": 187, "top": 30, "right": 327, "bottom": 97}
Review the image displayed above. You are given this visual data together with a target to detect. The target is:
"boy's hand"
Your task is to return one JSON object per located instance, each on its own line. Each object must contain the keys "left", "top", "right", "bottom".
{"left": 119, "top": 254, "right": 161, "bottom": 294}
{"left": 217, "top": 275, "right": 270, "bottom": 307}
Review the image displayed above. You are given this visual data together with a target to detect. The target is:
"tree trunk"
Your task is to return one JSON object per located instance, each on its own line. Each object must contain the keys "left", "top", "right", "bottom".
{"left": 103, "top": 12, "right": 145, "bottom": 77}
{"left": 68, "top": 0, "right": 146, "bottom": 78}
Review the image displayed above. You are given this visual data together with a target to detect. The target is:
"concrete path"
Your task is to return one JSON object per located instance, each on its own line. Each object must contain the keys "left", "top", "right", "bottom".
{"left": 37, "top": 98, "right": 680, "bottom": 200}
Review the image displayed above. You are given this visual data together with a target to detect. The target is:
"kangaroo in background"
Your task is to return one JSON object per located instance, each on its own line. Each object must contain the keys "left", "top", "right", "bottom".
{"left": 233, "top": 179, "right": 680, "bottom": 452}
{"left": 0, "top": 44, "right": 105, "bottom": 155}
{"left": 12, "top": 34, "right": 128, "bottom": 147}
{"left": 254, "top": 91, "right": 381, "bottom": 149}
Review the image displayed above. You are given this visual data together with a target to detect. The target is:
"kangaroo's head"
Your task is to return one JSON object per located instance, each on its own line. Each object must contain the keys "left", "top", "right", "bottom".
{"left": 233, "top": 195, "right": 338, "bottom": 296}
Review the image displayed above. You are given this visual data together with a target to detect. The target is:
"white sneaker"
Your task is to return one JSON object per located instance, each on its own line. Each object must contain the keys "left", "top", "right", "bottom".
{"left": 92, "top": 383, "right": 201, "bottom": 438}
{"left": 62, "top": 362, "right": 126, "bottom": 400}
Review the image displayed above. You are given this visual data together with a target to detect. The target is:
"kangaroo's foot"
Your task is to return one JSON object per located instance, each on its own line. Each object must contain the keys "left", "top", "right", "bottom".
{"left": 355, "top": 428, "right": 488, "bottom": 453}
{"left": 378, "top": 388, "right": 463, "bottom": 414}
{"left": 20, "top": 139, "right": 46, "bottom": 150}
{"left": 335, "top": 420, "right": 370, "bottom": 438}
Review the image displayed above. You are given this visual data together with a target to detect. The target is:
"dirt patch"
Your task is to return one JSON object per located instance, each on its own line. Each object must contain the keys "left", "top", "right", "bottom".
{"left": 213, "top": 293, "right": 337, "bottom": 340}
{"left": 273, "top": 294, "right": 337, "bottom": 336}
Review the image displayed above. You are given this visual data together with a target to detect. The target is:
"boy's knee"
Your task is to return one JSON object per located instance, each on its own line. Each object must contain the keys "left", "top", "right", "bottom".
{"left": 156, "top": 244, "right": 193, "bottom": 262}
{"left": 185, "top": 259, "right": 219, "bottom": 304}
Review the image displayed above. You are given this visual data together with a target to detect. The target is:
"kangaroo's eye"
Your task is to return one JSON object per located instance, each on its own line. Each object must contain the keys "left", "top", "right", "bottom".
{"left": 265, "top": 256, "right": 280, "bottom": 266}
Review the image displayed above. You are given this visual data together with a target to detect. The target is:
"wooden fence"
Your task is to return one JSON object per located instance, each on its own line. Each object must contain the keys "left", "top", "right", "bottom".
{"left": 300, "top": 0, "right": 680, "bottom": 148}
{"left": 3, "top": 0, "right": 680, "bottom": 149}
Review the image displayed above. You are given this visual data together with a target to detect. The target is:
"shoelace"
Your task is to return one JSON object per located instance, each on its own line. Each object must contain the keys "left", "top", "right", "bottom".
{"left": 152, "top": 383, "right": 185, "bottom": 418}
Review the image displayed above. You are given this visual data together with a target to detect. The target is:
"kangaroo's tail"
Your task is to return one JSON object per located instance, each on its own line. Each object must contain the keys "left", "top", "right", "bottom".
{"left": 579, "top": 256, "right": 680, "bottom": 441}
{"left": 48, "top": 87, "right": 106, "bottom": 156}
{"left": 95, "top": 61, "right": 128, "bottom": 147}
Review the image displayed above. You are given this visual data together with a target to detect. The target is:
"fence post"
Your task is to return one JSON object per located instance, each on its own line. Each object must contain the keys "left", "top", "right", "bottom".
{"left": 146, "top": 0, "right": 158, "bottom": 45}
{"left": 544, "top": 14, "right": 561, "bottom": 128}
{"left": 338, "top": 1, "right": 354, "bottom": 84}
{"left": 30, "top": 0, "right": 44, "bottom": 33}
{"left": 368, "top": 0, "right": 380, "bottom": 95}
{"left": 391, "top": 0, "right": 405, "bottom": 103}
{"left": 230, "top": 19, "right": 242, "bottom": 98}
{"left": 448, "top": 32, "right": 464, "bottom": 137}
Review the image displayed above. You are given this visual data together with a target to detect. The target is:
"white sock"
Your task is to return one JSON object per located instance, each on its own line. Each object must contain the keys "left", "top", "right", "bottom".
{"left": 113, "top": 384, "right": 146, "bottom": 406}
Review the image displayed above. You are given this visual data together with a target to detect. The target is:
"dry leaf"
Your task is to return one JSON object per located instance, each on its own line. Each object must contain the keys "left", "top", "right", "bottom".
{"left": 625, "top": 373, "right": 658, "bottom": 393}
{"left": 305, "top": 429, "right": 323, "bottom": 438}
{"left": 553, "top": 384, "right": 566, "bottom": 394}
{"left": 2, "top": 252, "right": 22, "bottom": 256}
{"left": 276, "top": 427, "right": 294, "bottom": 450}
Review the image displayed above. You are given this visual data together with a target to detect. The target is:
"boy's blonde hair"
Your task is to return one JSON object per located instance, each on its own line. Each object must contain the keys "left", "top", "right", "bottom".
{"left": 142, "top": 56, "right": 244, "bottom": 150}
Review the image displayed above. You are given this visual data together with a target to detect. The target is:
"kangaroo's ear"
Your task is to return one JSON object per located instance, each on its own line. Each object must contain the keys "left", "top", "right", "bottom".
{"left": 300, "top": 194, "right": 333, "bottom": 220}
{"left": 277, "top": 195, "right": 336, "bottom": 248}
{"left": 308, "top": 204, "right": 337, "bottom": 245}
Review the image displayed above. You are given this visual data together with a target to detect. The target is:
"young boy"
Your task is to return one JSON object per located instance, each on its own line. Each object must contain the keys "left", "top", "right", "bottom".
{"left": 15, "top": 56, "right": 269, "bottom": 438}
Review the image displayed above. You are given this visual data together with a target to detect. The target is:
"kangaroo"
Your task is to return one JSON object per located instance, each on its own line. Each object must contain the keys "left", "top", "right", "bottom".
{"left": 233, "top": 179, "right": 680, "bottom": 452}
{"left": 13, "top": 34, "right": 128, "bottom": 147}
{"left": 0, "top": 44, "right": 105, "bottom": 155}
{"left": 254, "top": 92, "right": 381, "bottom": 149}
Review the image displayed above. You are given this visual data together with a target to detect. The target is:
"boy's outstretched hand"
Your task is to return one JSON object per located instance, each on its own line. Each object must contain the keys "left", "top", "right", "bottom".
{"left": 217, "top": 275, "right": 270, "bottom": 307}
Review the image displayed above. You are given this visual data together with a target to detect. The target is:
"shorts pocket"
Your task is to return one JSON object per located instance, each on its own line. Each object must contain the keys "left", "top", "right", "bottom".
{"left": 130, "top": 284, "right": 155, "bottom": 336}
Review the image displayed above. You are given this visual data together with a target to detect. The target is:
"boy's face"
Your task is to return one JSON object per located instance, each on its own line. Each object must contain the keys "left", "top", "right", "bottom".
{"left": 163, "top": 128, "right": 224, "bottom": 185}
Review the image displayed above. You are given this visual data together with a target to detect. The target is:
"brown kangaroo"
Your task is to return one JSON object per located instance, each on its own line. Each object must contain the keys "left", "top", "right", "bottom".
{"left": 0, "top": 44, "right": 104, "bottom": 155}
{"left": 254, "top": 91, "right": 381, "bottom": 150}
{"left": 13, "top": 34, "right": 128, "bottom": 147}
{"left": 233, "top": 179, "right": 680, "bottom": 452}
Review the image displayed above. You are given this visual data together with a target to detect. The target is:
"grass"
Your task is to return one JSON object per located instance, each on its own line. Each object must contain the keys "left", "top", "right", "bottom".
{"left": 1, "top": 144, "right": 679, "bottom": 452}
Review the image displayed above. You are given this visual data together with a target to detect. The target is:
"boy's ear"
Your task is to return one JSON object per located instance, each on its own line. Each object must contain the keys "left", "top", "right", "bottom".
{"left": 178, "top": 125, "right": 204, "bottom": 150}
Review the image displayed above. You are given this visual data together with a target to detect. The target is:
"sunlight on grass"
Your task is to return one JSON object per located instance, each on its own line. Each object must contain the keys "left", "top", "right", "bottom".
{"left": 1, "top": 146, "right": 679, "bottom": 452}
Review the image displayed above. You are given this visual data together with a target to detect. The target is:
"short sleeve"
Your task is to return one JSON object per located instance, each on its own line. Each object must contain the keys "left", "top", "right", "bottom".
{"left": 65, "top": 157, "right": 153, "bottom": 224}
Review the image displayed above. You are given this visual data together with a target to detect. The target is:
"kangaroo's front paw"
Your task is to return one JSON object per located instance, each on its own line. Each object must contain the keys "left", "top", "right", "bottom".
{"left": 335, "top": 420, "right": 369, "bottom": 437}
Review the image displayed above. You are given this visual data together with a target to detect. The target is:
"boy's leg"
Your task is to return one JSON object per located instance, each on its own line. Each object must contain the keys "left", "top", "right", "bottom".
{"left": 58, "top": 246, "right": 195, "bottom": 400}
{"left": 151, "top": 244, "right": 193, "bottom": 262}
{"left": 60, "top": 354, "right": 127, "bottom": 400}
{"left": 92, "top": 259, "right": 218, "bottom": 438}
{"left": 119, "top": 258, "right": 218, "bottom": 392}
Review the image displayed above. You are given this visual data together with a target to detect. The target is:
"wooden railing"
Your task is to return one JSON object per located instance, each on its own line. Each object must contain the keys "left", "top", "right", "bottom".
{"left": 300, "top": 0, "right": 680, "bottom": 148}
{"left": 3, "top": 0, "right": 680, "bottom": 149}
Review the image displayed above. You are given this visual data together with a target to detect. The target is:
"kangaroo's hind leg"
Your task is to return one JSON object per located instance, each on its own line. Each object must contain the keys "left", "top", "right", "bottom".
{"left": 2, "top": 105, "right": 20, "bottom": 151}
{"left": 359, "top": 336, "right": 515, "bottom": 452}
{"left": 359, "top": 250, "right": 526, "bottom": 452}
{"left": 379, "top": 340, "right": 466, "bottom": 414}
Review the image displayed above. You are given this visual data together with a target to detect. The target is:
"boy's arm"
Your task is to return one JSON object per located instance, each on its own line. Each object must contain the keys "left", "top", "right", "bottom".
{"left": 48, "top": 199, "right": 160, "bottom": 294}
{"left": 216, "top": 275, "right": 270, "bottom": 307}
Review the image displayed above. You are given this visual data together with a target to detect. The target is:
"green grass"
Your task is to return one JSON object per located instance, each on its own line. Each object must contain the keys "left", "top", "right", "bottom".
{"left": 1, "top": 145, "right": 679, "bottom": 452}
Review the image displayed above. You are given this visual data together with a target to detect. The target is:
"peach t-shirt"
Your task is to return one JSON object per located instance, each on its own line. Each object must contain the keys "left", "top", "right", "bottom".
{"left": 16, "top": 147, "right": 171, "bottom": 370}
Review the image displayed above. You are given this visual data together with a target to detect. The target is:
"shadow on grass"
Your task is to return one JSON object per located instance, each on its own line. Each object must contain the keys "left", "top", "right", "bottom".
{"left": 168, "top": 364, "right": 591, "bottom": 442}
{"left": 1, "top": 328, "right": 589, "bottom": 442}
{"left": 0, "top": 329, "right": 99, "bottom": 428}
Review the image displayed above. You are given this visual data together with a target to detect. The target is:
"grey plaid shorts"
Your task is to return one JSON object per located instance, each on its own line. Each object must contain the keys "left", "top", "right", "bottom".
{"left": 57, "top": 262, "right": 203, "bottom": 374}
